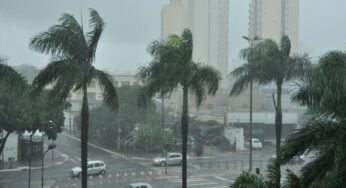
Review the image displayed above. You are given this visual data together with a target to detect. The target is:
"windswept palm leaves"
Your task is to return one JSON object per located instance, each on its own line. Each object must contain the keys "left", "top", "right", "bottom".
{"left": 281, "top": 51, "right": 346, "bottom": 187}
{"left": 29, "top": 9, "right": 118, "bottom": 188}
{"left": 138, "top": 29, "right": 221, "bottom": 188}
{"left": 230, "top": 36, "right": 310, "bottom": 186}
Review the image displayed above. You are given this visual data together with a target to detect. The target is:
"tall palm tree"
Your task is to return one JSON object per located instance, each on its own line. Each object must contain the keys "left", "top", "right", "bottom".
{"left": 281, "top": 51, "right": 346, "bottom": 187}
{"left": 138, "top": 29, "right": 221, "bottom": 188}
{"left": 232, "top": 36, "right": 309, "bottom": 186}
{"left": 29, "top": 9, "right": 118, "bottom": 188}
{"left": 253, "top": 36, "right": 310, "bottom": 187}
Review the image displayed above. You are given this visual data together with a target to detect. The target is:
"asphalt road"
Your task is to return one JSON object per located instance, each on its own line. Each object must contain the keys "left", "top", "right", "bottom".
{"left": 0, "top": 132, "right": 290, "bottom": 188}
{"left": 0, "top": 133, "right": 152, "bottom": 188}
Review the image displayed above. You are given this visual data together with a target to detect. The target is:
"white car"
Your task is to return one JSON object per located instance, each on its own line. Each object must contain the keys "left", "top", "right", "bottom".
{"left": 152, "top": 152, "right": 183, "bottom": 166}
{"left": 71, "top": 160, "right": 106, "bottom": 177}
{"left": 127, "top": 182, "right": 153, "bottom": 188}
{"left": 244, "top": 138, "right": 263, "bottom": 150}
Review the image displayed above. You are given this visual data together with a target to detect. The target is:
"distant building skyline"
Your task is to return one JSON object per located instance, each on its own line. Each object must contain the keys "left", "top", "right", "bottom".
{"left": 248, "top": 0, "right": 299, "bottom": 53}
{"left": 162, "top": 0, "right": 229, "bottom": 86}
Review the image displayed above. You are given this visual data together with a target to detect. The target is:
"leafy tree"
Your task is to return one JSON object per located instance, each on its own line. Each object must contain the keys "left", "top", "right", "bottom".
{"left": 0, "top": 57, "right": 26, "bottom": 91}
{"left": 0, "top": 83, "right": 66, "bottom": 156}
{"left": 75, "top": 86, "right": 159, "bottom": 149}
{"left": 138, "top": 29, "right": 221, "bottom": 188}
{"left": 0, "top": 58, "right": 26, "bottom": 156}
{"left": 281, "top": 51, "right": 346, "bottom": 187}
{"left": 29, "top": 9, "right": 118, "bottom": 188}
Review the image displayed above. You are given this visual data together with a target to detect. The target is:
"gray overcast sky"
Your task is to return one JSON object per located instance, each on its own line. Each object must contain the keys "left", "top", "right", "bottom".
{"left": 1, "top": 0, "right": 346, "bottom": 74}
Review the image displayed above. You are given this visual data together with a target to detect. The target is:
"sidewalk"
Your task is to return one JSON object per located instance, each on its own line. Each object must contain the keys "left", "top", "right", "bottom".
{"left": 0, "top": 148, "right": 69, "bottom": 173}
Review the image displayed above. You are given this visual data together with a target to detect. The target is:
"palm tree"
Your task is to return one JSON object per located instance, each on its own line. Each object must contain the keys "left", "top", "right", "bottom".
{"left": 29, "top": 9, "right": 118, "bottom": 188}
{"left": 138, "top": 29, "right": 221, "bottom": 188}
{"left": 280, "top": 51, "right": 346, "bottom": 187}
{"left": 249, "top": 36, "right": 310, "bottom": 187}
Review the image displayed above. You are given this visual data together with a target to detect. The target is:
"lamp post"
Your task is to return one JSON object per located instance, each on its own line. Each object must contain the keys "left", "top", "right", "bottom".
{"left": 242, "top": 35, "right": 261, "bottom": 172}
{"left": 28, "top": 132, "right": 33, "bottom": 188}
{"left": 41, "top": 143, "right": 56, "bottom": 188}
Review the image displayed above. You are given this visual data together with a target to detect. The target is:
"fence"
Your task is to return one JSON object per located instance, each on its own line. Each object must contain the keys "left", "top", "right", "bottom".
{"left": 188, "top": 159, "right": 269, "bottom": 174}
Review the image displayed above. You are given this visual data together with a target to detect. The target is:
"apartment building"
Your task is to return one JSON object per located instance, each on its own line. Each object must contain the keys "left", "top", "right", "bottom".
{"left": 162, "top": 0, "right": 229, "bottom": 83}
{"left": 249, "top": 0, "right": 299, "bottom": 53}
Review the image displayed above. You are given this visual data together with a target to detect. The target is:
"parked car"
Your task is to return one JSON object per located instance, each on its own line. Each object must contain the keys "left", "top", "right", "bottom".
{"left": 152, "top": 152, "right": 183, "bottom": 166}
{"left": 71, "top": 160, "right": 106, "bottom": 177}
{"left": 244, "top": 138, "right": 263, "bottom": 150}
{"left": 126, "top": 182, "right": 152, "bottom": 188}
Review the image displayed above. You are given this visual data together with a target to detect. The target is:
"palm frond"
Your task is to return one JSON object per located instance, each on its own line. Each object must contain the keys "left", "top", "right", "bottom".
{"left": 281, "top": 118, "right": 340, "bottom": 164}
{"left": 229, "top": 75, "right": 251, "bottom": 96}
{"left": 280, "top": 35, "right": 291, "bottom": 58}
{"left": 32, "top": 59, "right": 73, "bottom": 95}
{"left": 94, "top": 69, "right": 118, "bottom": 112}
{"left": 181, "top": 29, "right": 193, "bottom": 63}
{"left": 265, "top": 158, "right": 281, "bottom": 188}
{"left": 86, "top": 8, "right": 105, "bottom": 63}
{"left": 29, "top": 13, "right": 88, "bottom": 60}
{"left": 230, "top": 64, "right": 249, "bottom": 78}
{"left": 282, "top": 169, "right": 303, "bottom": 188}
{"left": 300, "top": 145, "right": 336, "bottom": 186}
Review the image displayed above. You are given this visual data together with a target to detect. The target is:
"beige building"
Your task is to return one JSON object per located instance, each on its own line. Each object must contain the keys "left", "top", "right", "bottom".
{"left": 249, "top": 0, "right": 299, "bottom": 53}
{"left": 162, "top": 0, "right": 229, "bottom": 83}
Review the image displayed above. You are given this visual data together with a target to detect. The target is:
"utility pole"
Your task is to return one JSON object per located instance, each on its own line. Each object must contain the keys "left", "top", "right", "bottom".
{"left": 28, "top": 133, "right": 33, "bottom": 188}
{"left": 242, "top": 35, "right": 261, "bottom": 172}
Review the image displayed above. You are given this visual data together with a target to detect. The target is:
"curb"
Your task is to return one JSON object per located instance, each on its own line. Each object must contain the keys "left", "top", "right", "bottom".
{"left": 0, "top": 153, "right": 69, "bottom": 173}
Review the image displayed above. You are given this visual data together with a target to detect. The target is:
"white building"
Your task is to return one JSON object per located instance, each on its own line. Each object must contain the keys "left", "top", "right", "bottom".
{"left": 162, "top": 0, "right": 229, "bottom": 85}
{"left": 249, "top": 0, "right": 299, "bottom": 53}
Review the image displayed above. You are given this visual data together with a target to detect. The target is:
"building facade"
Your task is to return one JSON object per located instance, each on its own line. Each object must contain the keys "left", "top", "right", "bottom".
{"left": 249, "top": 0, "right": 299, "bottom": 53}
{"left": 162, "top": 0, "right": 229, "bottom": 84}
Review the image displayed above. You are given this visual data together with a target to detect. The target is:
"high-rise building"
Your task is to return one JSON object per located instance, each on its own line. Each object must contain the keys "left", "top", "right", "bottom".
{"left": 162, "top": 0, "right": 229, "bottom": 83}
{"left": 249, "top": 0, "right": 299, "bottom": 53}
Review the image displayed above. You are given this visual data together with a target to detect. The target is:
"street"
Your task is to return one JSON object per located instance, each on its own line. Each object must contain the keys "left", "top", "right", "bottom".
{"left": 0, "top": 132, "right": 283, "bottom": 188}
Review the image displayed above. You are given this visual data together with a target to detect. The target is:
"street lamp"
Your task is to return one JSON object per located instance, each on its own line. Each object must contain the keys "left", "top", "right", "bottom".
{"left": 242, "top": 35, "right": 261, "bottom": 172}
{"left": 42, "top": 143, "right": 56, "bottom": 188}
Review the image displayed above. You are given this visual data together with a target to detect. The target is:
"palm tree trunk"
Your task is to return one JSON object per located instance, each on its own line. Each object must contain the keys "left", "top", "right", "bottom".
{"left": 0, "top": 131, "right": 11, "bottom": 157}
{"left": 275, "top": 83, "right": 282, "bottom": 187}
{"left": 181, "top": 86, "right": 189, "bottom": 188}
{"left": 81, "top": 87, "right": 89, "bottom": 188}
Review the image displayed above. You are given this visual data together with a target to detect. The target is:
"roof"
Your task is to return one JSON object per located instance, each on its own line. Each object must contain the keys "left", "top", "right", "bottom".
{"left": 87, "top": 160, "right": 105, "bottom": 164}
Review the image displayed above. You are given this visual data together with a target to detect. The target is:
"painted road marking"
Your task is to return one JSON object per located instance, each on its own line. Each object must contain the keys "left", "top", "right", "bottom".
{"left": 213, "top": 175, "right": 229, "bottom": 181}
